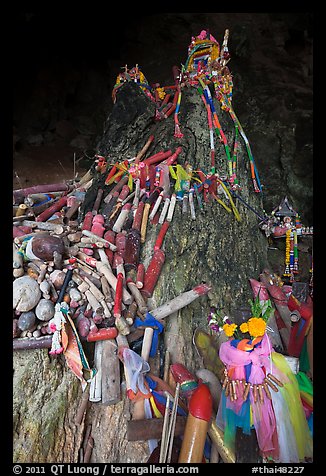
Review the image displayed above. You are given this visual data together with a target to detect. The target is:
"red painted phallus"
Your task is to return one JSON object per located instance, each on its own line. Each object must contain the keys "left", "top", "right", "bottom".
{"left": 31, "top": 235, "right": 65, "bottom": 261}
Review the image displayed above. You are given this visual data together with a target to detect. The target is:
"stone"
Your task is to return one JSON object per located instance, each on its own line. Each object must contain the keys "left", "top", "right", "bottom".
{"left": 13, "top": 276, "right": 42, "bottom": 312}
{"left": 49, "top": 270, "right": 66, "bottom": 289}
{"left": 31, "top": 235, "right": 65, "bottom": 262}
{"left": 17, "top": 311, "right": 37, "bottom": 332}
{"left": 35, "top": 299, "right": 55, "bottom": 322}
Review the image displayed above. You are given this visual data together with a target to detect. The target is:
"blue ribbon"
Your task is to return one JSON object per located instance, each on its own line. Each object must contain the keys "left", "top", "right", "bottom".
{"left": 134, "top": 312, "right": 164, "bottom": 358}
{"left": 150, "top": 389, "right": 187, "bottom": 416}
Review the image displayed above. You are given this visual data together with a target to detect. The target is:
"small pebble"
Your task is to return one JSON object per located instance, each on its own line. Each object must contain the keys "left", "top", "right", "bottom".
{"left": 49, "top": 269, "right": 66, "bottom": 289}
{"left": 18, "top": 311, "right": 36, "bottom": 332}
{"left": 35, "top": 299, "right": 55, "bottom": 321}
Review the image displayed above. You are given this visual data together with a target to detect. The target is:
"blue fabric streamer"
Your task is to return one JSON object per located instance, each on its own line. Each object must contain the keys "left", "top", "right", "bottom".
{"left": 33, "top": 194, "right": 51, "bottom": 207}
{"left": 150, "top": 389, "right": 187, "bottom": 416}
{"left": 145, "top": 375, "right": 158, "bottom": 390}
{"left": 133, "top": 312, "right": 164, "bottom": 358}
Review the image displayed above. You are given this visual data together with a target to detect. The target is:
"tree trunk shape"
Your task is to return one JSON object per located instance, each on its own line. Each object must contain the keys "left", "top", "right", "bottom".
{"left": 13, "top": 81, "right": 270, "bottom": 463}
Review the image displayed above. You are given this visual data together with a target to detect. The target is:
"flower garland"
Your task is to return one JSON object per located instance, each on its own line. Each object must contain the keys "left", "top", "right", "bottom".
{"left": 209, "top": 296, "right": 313, "bottom": 462}
{"left": 283, "top": 228, "right": 292, "bottom": 278}
{"left": 208, "top": 295, "right": 273, "bottom": 341}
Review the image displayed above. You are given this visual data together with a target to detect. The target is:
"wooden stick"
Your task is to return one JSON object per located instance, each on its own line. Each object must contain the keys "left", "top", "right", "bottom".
{"left": 101, "top": 339, "right": 121, "bottom": 405}
{"left": 263, "top": 382, "right": 272, "bottom": 400}
{"left": 140, "top": 203, "right": 151, "bottom": 244}
{"left": 127, "top": 417, "right": 187, "bottom": 441}
{"left": 13, "top": 336, "right": 52, "bottom": 350}
{"left": 166, "top": 383, "right": 180, "bottom": 463}
{"left": 82, "top": 230, "right": 117, "bottom": 251}
{"left": 89, "top": 341, "right": 103, "bottom": 402}
{"left": 100, "top": 275, "right": 113, "bottom": 305}
{"left": 149, "top": 192, "right": 164, "bottom": 221}
{"left": 264, "top": 377, "right": 278, "bottom": 393}
{"left": 20, "top": 219, "right": 62, "bottom": 232}
{"left": 166, "top": 193, "right": 177, "bottom": 222}
{"left": 159, "top": 394, "right": 171, "bottom": 463}
{"left": 64, "top": 200, "right": 82, "bottom": 223}
{"left": 267, "top": 373, "right": 284, "bottom": 387}
{"left": 133, "top": 327, "right": 154, "bottom": 421}
{"left": 189, "top": 190, "right": 196, "bottom": 220}
{"left": 141, "top": 327, "right": 154, "bottom": 363}
{"left": 158, "top": 197, "right": 170, "bottom": 224}
{"left": 132, "top": 179, "right": 141, "bottom": 209}
{"left": 115, "top": 315, "right": 130, "bottom": 335}
{"left": 135, "top": 134, "right": 154, "bottom": 164}
{"left": 163, "top": 350, "right": 170, "bottom": 383}
{"left": 208, "top": 420, "right": 236, "bottom": 463}
{"left": 96, "top": 261, "right": 132, "bottom": 305}
{"left": 84, "top": 290, "right": 104, "bottom": 315}
{"left": 178, "top": 385, "right": 211, "bottom": 463}
{"left": 149, "top": 284, "right": 211, "bottom": 321}
{"left": 83, "top": 436, "right": 94, "bottom": 463}
{"left": 97, "top": 248, "right": 112, "bottom": 268}
{"left": 126, "top": 280, "right": 148, "bottom": 314}
{"left": 75, "top": 385, "right": 90, "bottom": 425}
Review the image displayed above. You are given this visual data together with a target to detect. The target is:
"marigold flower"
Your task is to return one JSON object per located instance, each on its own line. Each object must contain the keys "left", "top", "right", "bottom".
{"left": 240, "top": 322, "right": 249, "bottom": 333}
{"left": 223, "top": 323, "right": 237, "bottom": 337}
{"left": 156, "top": 87, "right": 166, "bottom": 100}
{"left": 247, "top": 317, "right": 266, "bottom": 338}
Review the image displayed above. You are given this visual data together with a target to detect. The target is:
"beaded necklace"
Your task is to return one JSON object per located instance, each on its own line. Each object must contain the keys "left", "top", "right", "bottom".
{"left": 283, "top": 228, "right": 292, "bottom": 279}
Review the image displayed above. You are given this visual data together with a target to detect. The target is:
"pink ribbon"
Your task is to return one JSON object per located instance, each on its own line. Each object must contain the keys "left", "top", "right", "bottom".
{"left": 219, "top": 334, "right": 279, "bottom": 454}
{"left": 219, "top": 334, "right": 273, "bottom": 383}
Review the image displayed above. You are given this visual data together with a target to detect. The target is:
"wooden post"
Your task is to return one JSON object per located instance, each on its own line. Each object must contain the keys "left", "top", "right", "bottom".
{"left": 89, "top": 341, "right": 103, "bottom": 402}
{"left": 127, "top": 416, "right": 187, "bottom": 441}
{"left": 96, "top": 261, "right": 132, "bottom": 305}
{"left": 150, "top": 284, "right": 211, "bottom": 321}
{"left": 13, "top": 336, "right": 53, "bottom": 351}
{"left": 101, "top": 339, "right": 121, "bottom": 405}
{"left": 75, "top": 385, "right": 90, "bottom": 425}
{"left": 208, "top": 420, "right": 236, "bottom": 463}
{"left": 132, "top": 327, "right": 154, "bottom": 420}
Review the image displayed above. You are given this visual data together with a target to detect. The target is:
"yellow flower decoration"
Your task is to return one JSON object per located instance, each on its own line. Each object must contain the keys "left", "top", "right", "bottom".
{"left": 223, "top": 323, "right": 237, "bottom": 337}
{"left": 156, "top": 87, "right": 166, "bottom": 100}
{"left": 139, "top": 71, "right": 146, "bottom": 83}
{"left": 240, "top": 322, "right": 249, "bottom": 333}
{"left": 247, "top": 317, "right": 266, "bottom": 338}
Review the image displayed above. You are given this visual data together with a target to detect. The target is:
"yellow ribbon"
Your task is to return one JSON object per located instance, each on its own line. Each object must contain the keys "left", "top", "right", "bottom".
{"left": 106, "top": 162, "right": 129, "bottom": 186}
{"left": 150, "top": 395, "right": 163, "bottom": 418}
